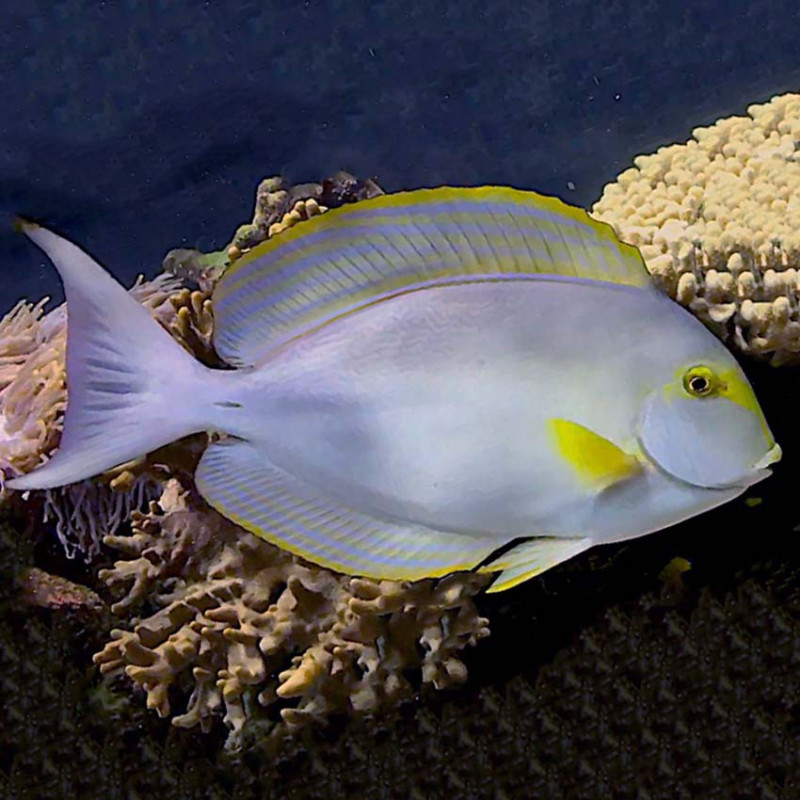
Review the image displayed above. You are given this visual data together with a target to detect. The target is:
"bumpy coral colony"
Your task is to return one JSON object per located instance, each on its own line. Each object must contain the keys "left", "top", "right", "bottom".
{"left": 592, "top": 92, "right": 800, "bottom": 364}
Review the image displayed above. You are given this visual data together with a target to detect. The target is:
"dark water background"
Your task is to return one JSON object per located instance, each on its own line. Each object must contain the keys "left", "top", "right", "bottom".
{"left": 3, "top": 1, "right": 800, "bottom": 308}
{"left": 5, "top": 3, "right": 800, "bottom": 799}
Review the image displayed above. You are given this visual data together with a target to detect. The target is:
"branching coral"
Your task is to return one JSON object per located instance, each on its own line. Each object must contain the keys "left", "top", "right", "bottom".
{"left": 166, "top": 288, "right": 218, "bottom": 366}
{"left": 264, "top": 196, "right": 328, "bottom": 240}
{"left": 93, "top": 479, "right": 490, "bottom": 750}
{"left": 592, "top": 91, "right": 800, "bottom": 364}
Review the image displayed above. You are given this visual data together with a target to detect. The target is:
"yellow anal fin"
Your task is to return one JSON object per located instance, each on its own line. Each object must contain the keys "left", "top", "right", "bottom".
{"left": 550, "top": 418, "right": 642, "bottom": 490}
{"left": 480, "top": 537, "right": 593, "bottom": 593}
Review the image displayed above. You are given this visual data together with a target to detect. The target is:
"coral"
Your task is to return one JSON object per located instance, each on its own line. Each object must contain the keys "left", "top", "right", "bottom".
{"left": 166, "top": 287, "right": 218, "bottom": 366}
{"left": 245, "top": 171, "right": 383, "bottom": 249}
{"left": 266, "top": 196, "right": 328, "bottom": 239}
{"left": 162, "top": 171, "right": 384, "bottom": 281}
{"left": 592, "top": 91, "right": 800, "bottom": 364}
{"left": 93, "top": 479, "right": 490, "bottom": 751}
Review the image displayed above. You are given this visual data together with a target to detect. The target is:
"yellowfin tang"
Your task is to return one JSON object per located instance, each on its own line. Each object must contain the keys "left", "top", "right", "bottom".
{"left": 8, "top": 187, "right": 781, "bottom": 592}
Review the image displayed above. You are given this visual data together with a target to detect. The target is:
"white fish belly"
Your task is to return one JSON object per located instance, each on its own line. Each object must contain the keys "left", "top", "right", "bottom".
{"left": 239, "top": 280, "right": 669, "bottom": 538}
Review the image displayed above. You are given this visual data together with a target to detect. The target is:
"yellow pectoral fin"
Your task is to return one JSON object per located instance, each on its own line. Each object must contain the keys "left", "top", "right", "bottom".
{"left": 549, "top": 418, "right": 643, "bottom": 490}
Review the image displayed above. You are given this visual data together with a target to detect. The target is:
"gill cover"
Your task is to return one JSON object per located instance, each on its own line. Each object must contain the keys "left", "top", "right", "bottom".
{"left": 637, "top": 371, "right": 774, "bottom": 489}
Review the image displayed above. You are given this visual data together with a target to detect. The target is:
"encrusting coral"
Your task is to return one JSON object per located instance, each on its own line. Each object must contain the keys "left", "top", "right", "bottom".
{"left": 592, "top": 91, "right": 800, "bottom": 365}
{"left": 93, "top": 479, "right": 490, "bottom": 750}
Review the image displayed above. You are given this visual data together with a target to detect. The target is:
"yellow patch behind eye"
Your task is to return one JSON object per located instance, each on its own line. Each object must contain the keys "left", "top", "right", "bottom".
{"left": 673, "top": 364, "right": 774, "bottom": 446}
{"left": 718, "top": 368, "right": 774, "bottom": 446}
{"left": 549, "top": 419, "right": 643, "bottom": 490}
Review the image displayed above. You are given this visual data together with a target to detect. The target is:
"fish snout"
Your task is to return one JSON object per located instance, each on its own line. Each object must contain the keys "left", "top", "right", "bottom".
{"left": 753, "top": 442, "right": 782, "bottom": 471}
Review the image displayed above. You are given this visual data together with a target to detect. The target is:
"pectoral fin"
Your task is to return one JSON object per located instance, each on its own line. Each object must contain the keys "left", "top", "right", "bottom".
{"left": 480, "top": 537, "right": 594, "bottom": 593}
{"left": 550, "top": 418, "right": 643, "bottom": 491}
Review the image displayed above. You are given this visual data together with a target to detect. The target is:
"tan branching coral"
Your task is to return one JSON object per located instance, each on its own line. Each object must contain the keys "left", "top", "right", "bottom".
{"left": 224, "top": 194, "right": 331, "bottom": 266}
{"left": 166, "top": 288, "right": 217, "bottom": 365}
{"left": 266, "top": 197, "right": 328, "bottom": 239}
{"left": 592, "top": 91, "right": 800, "bottom": 364}
{"left": 93, "top": 479, "right": 490, "bottom": 750}
{"left": 228, "top": 193, "right": 329, "bottom": 264}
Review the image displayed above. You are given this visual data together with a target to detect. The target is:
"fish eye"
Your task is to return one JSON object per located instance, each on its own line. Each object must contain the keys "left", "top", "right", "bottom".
{"left": 682, "top": 366, "right": 717, "bottom": 398}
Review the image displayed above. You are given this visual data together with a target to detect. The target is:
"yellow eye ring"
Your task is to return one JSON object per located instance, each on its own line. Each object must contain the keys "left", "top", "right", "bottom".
{"left": 683, "top": 365, "right": 718, "bottom": 397}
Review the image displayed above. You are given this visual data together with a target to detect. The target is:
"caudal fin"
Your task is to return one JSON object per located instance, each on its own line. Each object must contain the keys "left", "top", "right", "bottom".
{"left": 7, "top": 220, "right": 207, "bottom": 490}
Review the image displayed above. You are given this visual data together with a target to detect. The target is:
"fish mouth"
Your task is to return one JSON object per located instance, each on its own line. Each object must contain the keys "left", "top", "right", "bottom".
{"left": 752, "top": 442, "right": 782, "bottom": 471}
{"left": 732, "top": 443, "right": 782, "bottom": 489}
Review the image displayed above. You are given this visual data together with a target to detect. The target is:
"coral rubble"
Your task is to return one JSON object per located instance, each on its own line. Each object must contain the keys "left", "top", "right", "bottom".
{"left": 94, "top": 479, "right": 489, "bottom": 750}
{"left": 592, "top": 91, "right": 800, "bottom": 364}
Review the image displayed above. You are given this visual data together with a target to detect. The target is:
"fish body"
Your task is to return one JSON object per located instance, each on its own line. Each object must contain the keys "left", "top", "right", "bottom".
{"left": 221, "top": 279, "right": 746, "bottom": 540}
{"left": 8, "top": 187, "right": 780, "bottom": 592}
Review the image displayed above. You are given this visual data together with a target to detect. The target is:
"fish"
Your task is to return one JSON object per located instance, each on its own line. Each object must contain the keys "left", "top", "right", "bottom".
{"left": 7, "top": 187, "right": 781, "bottom": 592}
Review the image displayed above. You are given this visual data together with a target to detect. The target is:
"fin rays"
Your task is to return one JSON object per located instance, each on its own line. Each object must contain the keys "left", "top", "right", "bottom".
{"left": 212, "top": 187, "right": 649, "bottom": 367}
{"left": 7, "top": 222, "right": 207, "bottom": 490}
{"left": 481, "top": 537, "right": 593, "bottom": 593}
{"left": 196, "top": 438, "right": 500, "bottom": 580}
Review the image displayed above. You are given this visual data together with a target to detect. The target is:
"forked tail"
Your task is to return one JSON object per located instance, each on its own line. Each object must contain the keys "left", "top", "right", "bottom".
{"left": 7, "top": 221, "right": 210, "bottom": 490}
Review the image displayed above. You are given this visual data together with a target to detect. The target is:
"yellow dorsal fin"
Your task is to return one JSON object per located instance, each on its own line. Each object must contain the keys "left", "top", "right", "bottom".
{"left": 549, "top": 419, "right": 643, "bottom": 490}
{"left": 212, "top": 186, "right": 650, "bottom": 367}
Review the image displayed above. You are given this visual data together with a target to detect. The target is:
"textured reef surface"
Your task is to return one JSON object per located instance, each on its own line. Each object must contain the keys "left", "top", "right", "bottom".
{"left": 593, "top": 92, "right": 800, "bottom": 365}
{"left": 2, "top": 95, "right": 800, "bottom": 798}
